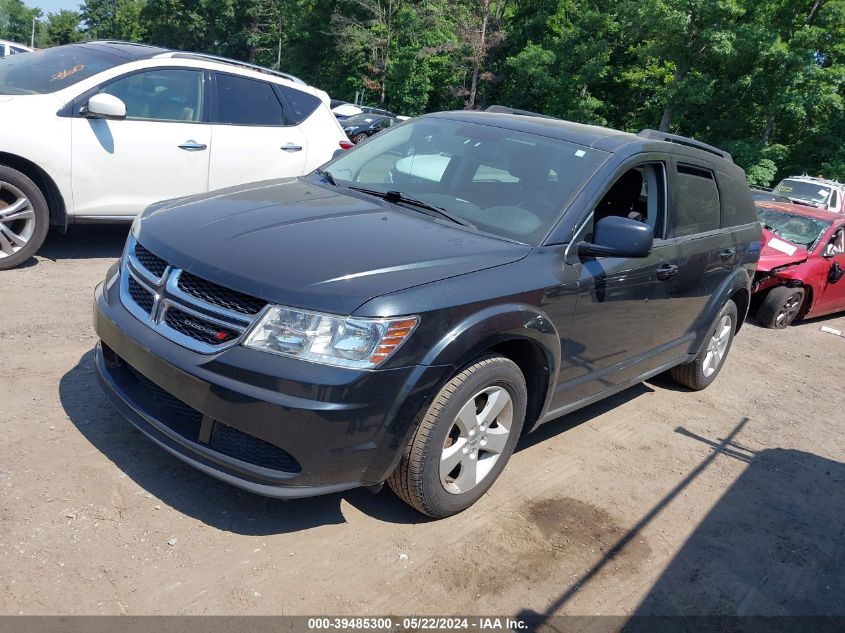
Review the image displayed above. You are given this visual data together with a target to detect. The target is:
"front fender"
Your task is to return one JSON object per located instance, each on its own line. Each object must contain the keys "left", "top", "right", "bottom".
{"left": 420, "top": 303, "right": 560, "bottom": 370}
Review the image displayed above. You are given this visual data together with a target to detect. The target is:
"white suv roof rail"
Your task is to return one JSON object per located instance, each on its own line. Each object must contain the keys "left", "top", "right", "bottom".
{"left": 785, "top": 174, "right": 843, "bottom": 188}
{"left": 160, "top": 51, "right": 308, "bottom": 85}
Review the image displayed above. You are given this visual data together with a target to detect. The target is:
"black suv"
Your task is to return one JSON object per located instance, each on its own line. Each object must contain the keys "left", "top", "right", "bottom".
{"left": 93, "top": 108, "right": 761, "bottom": 517}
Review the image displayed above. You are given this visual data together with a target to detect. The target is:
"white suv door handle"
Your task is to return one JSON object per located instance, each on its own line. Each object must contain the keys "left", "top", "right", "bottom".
{"left": 178, "top": 140, "right": 207, "bottom": 151}
{"left": 281, "top": 144, "right": 303, "bottom": 152}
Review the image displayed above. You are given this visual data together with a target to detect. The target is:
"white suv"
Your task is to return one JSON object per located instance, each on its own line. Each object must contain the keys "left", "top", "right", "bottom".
{"left": 0, "top": 41, "right": 349, "bottom": 270}
{"left": 773, "top": 175, "right": 845, "bottom": 214}
{"left": 0, "top": 39, "right": 34, "bottom": 58}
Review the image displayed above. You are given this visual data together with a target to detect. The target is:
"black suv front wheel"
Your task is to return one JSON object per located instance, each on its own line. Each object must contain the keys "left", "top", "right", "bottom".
{"left": 388, "top": 355, "right": 527, "bottom": 517}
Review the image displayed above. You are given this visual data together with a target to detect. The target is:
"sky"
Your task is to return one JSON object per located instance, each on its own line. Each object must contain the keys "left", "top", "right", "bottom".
{"left": 33, "top": 0, "right": 80, "bottom": 14}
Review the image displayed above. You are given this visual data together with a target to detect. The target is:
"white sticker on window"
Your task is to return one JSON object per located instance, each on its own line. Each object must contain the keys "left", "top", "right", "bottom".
{"left": 575, "top": 150, "right": 586, "bottom": 158}
{"left": 820, "top": 189, "right": 830, "bottom": 197}
{"left": 768, "top": 237, "right": 798, "bottom": 256}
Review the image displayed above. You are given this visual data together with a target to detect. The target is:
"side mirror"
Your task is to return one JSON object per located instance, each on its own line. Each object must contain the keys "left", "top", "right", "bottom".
{"left": 82, "top": 93, "right": 127, "bottom": 120}
{"left": 577, "top": 215, "right": 654, "bottom": 258}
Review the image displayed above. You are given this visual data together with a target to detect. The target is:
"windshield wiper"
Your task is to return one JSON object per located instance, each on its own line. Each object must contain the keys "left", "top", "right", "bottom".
{"left": 346, "top": 186, "right": 476, "bottom": 229}
{"left": 314, "top": 168, "right": 337, "bottom": 186}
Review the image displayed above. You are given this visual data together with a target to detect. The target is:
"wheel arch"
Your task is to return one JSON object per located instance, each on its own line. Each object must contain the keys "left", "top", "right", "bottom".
{"left": 420, "top": 303, "right": 561, "bottom": 435}
{"left": 0, "top": 152, "right": 68, "bottom": 233}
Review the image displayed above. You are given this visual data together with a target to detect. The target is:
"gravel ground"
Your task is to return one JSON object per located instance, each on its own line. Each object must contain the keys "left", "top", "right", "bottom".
{"left": 1, "top": 225, "right": 844, "bottom": 618}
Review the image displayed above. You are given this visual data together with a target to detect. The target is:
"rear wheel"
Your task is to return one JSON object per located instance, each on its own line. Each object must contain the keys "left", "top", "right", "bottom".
{"left": 0, "top": 165, "right": 50, "bottom": 271}
{"left": 670, "top": 300, "right": 737, "bottom": 391}
{"left": 388, "top": 355, "right": 527, "bottom": 518}
{"left": 757, "top": 286, "right": 804, "bottom": 329}
{"left": 353, "top": 133, "right": 368, "bottom": 144}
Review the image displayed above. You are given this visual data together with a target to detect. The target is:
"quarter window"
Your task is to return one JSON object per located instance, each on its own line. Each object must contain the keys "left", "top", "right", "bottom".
{"left": 214, "top": 73, "right": 284, "bottom": 126}
{"left": 277, "top": 85, "right": 320, "bottom": 124}
{"left": 99, "top": 69, "right": 204, "bottom": 122}
{"left": 671, "top": 165, "right": 720, "bottom": 237}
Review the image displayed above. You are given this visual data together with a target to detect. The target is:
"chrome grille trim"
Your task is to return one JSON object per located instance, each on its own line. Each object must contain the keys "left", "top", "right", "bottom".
{"left": 118, "top": 238, "right": 268, "bottom": 354}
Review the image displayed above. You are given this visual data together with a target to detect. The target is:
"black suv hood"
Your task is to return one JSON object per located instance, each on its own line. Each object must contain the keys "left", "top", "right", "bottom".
{"left": 135, "top": 178, "right": 530, "bottom": 314}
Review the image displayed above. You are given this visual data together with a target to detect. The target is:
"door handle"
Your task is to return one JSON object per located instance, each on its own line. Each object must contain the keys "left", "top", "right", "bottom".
{"left": 719, "top": 248, "right": 736, "bottom": 259}
{"left": 281, "top": 143, "right": 303, "bottom": 152}
{"left": 656, "top": 264, "right": 679, "bottom": 280}
{"left": 178, "top": 140, "right": 207, "bottom": 151}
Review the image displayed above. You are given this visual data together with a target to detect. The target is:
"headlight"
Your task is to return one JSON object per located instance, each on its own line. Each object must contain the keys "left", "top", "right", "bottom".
{"left": 243, "top": 306, "right": 419, "bottom": 369}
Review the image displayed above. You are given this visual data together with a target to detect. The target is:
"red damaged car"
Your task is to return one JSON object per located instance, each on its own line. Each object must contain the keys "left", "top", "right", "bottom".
{"left": 752, "top": 201, "right": 845, "bottom": 328}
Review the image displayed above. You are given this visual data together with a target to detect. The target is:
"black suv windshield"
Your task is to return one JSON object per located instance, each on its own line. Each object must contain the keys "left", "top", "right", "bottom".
{"left": 0, "top": 45, "right": 130, "bottom": 95}
{"left": 324, "top": 116, "right": 608, "bottom": 243}
{"left": 756, "top": 206, "right": 831, "bottom": 250}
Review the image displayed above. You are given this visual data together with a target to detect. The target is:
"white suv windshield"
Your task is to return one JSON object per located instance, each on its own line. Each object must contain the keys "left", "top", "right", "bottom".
{"left": 774, "top": 179, "right": 832, "bottom": 206}
{"left": 0, "top": 46, "right": 126, "bottom": 95}
{"left": 324, "top": 117, "right": 608, "bottom": 244}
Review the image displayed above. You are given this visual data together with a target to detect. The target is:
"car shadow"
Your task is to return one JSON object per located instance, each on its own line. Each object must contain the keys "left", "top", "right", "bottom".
{"left": 59, "top": 349, "right": 426, "bottom": 534}
{"left": 18, "top": 225, "right": 130, "bottom": 268}
{"left": 515, "top": 421, "right": 845, "bottom": 628}
{"left": 517, "top": 382, "right": 654, "bottom": 451}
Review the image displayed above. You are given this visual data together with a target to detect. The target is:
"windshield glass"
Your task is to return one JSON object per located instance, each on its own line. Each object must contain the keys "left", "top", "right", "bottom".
{"left": 344, "top": 114, "right": 381, "bottom": 126}
{"left": 0, "top": 45, "right": 126, "bottom": 95}
{"left": 756, "top": 206, "right": 831, "bottom": 250}
{"left": 774, "top": 179, "right": 832, "bottom": 206}
{"left": 323, "top": 117, "right": 608, "bottom": 243}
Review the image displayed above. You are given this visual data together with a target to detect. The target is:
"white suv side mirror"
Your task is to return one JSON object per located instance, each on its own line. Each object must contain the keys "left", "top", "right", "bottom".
{"left": 83, "top": 94, "right": 127, "bottom": 120}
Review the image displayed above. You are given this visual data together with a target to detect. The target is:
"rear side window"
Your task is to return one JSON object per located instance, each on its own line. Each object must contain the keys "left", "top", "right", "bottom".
{"left": 213, "top": 73, "right": 284, "bottom": 126}
{"left": 670, "top": 165, "right": 720, "bottom": 237}
{"left": 276, "top": 84, "right": 321, "bottom": 125}
{"left": 718, "top": 172, "right": 757, "bottom": 227}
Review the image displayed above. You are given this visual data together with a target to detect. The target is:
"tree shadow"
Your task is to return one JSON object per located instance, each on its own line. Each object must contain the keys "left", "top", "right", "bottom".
{"left": 515, "top": 420, "right": 845, "bottom": 630}
{"left": 59, "top": 350, "right": 426, "bottom": 535}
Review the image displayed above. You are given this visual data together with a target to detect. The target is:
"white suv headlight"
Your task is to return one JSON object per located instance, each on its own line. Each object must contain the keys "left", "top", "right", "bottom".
{"left": 243, "top": 306, "right": 419, "bottom": 369}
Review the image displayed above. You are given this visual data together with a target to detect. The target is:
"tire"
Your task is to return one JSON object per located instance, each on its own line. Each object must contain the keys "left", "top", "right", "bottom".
{"left": 0, "top": 165, "right": 50, "bottom": 271}
{"left": 353, "top": 133, "right": 368, "bottom": 144}
{"left": 756, "top": 286, "right": 805, "bottom": 329}
{"left": 670, "top": 299, "right": 738, "bottom": 391}
{"left": 387, "top": 355, "right": 527, "bottom": 518}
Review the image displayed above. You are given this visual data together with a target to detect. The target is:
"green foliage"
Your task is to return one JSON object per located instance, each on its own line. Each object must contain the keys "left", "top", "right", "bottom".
{"left": 44, "top": 10, "right": 82, "bottom": 46}
{"left": 9, "top": 0, "right": 845, "bottom": 183}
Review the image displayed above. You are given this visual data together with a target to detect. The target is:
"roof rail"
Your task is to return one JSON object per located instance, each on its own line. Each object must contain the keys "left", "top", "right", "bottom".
{"left": 163, "top": 52, "right": 307, "bottom": 85}
{"left": 638, "top": 129, "right": 732, "bottom": 162}
{"left": 786, "top": 174, "right": 843, "bottom": 187}
{"left": 484, "top": 105, "right": 557, "bottom": 120}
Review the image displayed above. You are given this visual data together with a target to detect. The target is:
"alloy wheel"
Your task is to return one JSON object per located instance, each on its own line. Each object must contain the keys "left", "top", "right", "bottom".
{"left": 776, "top": 292, "right": 803, "bottom": 327}
{"left": 440, "top": 386, "right": 513, "bottom": 495}
{"left": 0, "top": 181, "right": 36, "bottom": 260}
{"left": 702, "top": 314, "right": 733, "bottom": 377}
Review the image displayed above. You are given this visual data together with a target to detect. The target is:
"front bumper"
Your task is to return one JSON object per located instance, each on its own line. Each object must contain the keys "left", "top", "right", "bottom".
{"left": 93, "top": 269, "right": 450, "bottom": 498}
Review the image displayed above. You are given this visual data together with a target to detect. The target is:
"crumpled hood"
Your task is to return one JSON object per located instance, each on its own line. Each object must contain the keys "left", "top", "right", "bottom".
{"left": 135, "top": 178, "right": 531, "bottom": 314}
{"left": 756, "top": 228, "right": 808, "bottom": 273}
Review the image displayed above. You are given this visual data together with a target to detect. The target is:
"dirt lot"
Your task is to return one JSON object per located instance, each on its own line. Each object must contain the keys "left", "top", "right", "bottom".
{"left": 2, "top": 225, "right": 844, "bottom": 619}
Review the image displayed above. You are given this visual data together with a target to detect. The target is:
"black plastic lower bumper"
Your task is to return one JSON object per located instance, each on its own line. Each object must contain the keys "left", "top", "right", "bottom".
{"left": 93, "top": 272, "right": 451, "bottom": 498}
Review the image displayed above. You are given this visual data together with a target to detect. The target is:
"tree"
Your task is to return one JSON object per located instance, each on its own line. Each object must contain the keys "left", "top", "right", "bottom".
{"left": 45, "top": 10, "right": 83, "bottom": 46}
{"left": 80, "top": 0, "right": 147, "bottom": 41}
{"left": 0, "top": 0, "right": 41, "bottom": 46}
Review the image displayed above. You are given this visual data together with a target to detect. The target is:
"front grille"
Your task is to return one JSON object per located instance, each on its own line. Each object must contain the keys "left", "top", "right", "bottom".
{"left": 164, "top": 307, "right": 239, "bottom": 346}
{"left": 122, "top": 236, "right": 259, "bottom": 352}
{"left": 177, "top": 272, "right": 267, "bottom": 316}
{"left": 210, "top": 422, "right": 301, "bottom": 472}
{"left": 126, "top": 365, "right": 202, "bottom": 441}
{"left": 134, "top": 242, "right": 168, "bottom": 278}
{"left": 127, "top": 276, "right": 154, "bottom": 315}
